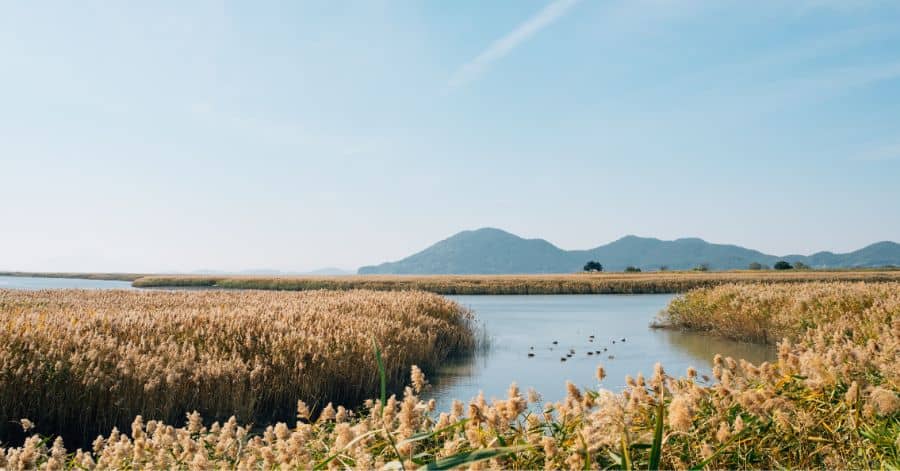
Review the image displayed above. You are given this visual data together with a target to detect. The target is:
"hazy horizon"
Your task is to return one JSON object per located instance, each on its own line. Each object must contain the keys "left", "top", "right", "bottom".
{"left": 3, "top": 1, "right": 899, "bottom": 273}
{"left": 2, "top": 227, "right": 897, "bottom": 274}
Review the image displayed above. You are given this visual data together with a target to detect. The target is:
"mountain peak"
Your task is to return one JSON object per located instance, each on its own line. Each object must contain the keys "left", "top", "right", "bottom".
{"left": 455, "top": 227, "right": 521, "bottom": 239}
{"left": 674, "top": 237, "right": 707, "bottom": 243}
{"left": 357, "top": 228, "right": 900, "bottom": 274}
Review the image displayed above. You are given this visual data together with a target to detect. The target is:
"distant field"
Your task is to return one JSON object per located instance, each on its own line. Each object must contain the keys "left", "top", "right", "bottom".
{"left": 132, "top": 270, "right": 900, "bottom": 294}
{"left": 0, "top": 271, "right": 144, "bottom": 281}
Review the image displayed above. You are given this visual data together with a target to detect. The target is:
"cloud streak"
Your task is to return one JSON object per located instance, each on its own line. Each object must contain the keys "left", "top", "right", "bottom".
{"left": 447, "top": 0, "right": 581, "bottom": 89}
{"left": 854, "top": 141, "right": 900, "bottom": 161}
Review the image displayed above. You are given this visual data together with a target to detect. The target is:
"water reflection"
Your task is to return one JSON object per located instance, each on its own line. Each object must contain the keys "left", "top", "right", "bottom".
{"left": 425, "top": 294, "right": 774, "bottom": 411}
{"left": 651, "top": 328, "right": 775, "bottom": 368}
{"left": 0, "top": 276, "right": 133, "bottom": 290}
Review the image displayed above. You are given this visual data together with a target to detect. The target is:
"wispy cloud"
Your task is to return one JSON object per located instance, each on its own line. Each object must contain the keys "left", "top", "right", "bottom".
{"left": 854, "top": 141, "right": 900, "bottom": 161}
{"left": 447, "top": 0, "right": 581, "bottom": 90}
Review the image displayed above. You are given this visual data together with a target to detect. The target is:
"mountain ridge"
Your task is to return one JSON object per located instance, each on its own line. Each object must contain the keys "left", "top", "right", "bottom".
{"left": 358, "top": 228, "right": 900, "bottom": 274}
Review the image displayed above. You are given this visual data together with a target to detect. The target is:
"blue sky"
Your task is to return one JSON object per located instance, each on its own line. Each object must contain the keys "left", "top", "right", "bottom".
{"left": 2, "top": 0, "right": 899, "bottom": 272}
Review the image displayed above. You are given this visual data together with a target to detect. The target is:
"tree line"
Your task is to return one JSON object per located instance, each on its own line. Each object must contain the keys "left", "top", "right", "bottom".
{"left": 583, "top": 260, "right": 809, "bottom": 272}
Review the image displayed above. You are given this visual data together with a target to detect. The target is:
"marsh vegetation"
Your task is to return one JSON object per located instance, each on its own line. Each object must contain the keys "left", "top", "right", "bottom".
{"left": 131, "top": 270, "right": 900, "bottom": 294}
{"left": 0, "top": 289, "right": 474, "bottom": 446}
{"left": 1, "top": 282, "right": 897, "bottom": 468}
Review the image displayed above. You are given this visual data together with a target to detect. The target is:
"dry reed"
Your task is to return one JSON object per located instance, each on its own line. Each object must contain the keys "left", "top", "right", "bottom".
{"left": 132, "top": 270, "right": 900, "bottom": 294}
{"left": 2, "top": 282, "right": 898, "bottom": 469}
{"left": 0, "top": 289, "right": 474, "bottom": 446}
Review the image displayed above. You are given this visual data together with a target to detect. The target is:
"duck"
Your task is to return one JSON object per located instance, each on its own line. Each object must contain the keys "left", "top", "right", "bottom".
{"left": 527, "top": 352, "right": 535, "bottom": 357}
{"left": 560, "top": 357, "right": 567, "bottom": 362}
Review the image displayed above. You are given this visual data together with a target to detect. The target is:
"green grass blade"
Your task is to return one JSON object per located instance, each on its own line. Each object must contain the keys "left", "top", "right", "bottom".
{"left": 621, "top": 434, "right": 632, "bottom": 471}
{"left": 648, "top": 399, "right": 664, "bottom": 470}
{"left": 418, "top": 446, "right": 528, "bottom": 470}
{"left": 373, "top": 339, "right": 387, "bottom": 415}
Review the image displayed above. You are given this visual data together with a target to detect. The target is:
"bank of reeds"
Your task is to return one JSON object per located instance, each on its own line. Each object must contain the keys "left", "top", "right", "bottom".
{"left": 660, "top": 281, "right": 898, "bottom": 344}
{"left": 0, "top": 289, "right": 474, "bottom": 446}
{"left": 2, "top": 282, "right": 898, "bottom": 469}
{"left": 131, "top": 270, "right": 900, "bottom": 294}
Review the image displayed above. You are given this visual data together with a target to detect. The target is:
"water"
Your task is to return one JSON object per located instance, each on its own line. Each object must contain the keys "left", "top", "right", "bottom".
{"left": 0, "top": 275, "right": 133, "bottom": 290}
{"left": 425, "top": 294, "right": 774, "bottom": 410}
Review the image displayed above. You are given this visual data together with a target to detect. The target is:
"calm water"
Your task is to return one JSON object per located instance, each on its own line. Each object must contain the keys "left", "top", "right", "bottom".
{"left": 425, "top": 295, "right": 774, "bottom": 410}
{"left": 0, "top": 276, "right": 133, "bottom": 290}
{"left": 1, "top": 277, "right": 774, "bottom": 410}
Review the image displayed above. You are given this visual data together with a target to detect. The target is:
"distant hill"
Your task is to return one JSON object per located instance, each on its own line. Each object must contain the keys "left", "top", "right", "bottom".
{"left": 302, "top": 267, "right": 354, "bottom": 276}
{"left": 189, "top": 267, "right": 353, "bottom": 276}
{"left": 357, "top": 228, "right": 900, "bottom": 274}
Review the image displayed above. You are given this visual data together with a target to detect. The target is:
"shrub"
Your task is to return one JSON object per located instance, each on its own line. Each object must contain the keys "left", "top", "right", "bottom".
{"left": 774, "top": 261, "right": 793, "bottom": 270}
{"left": 624, "top": 266, "right": 642, "bottom": 273}
{"left": 748, "top": 262, "right": 763, "bottom": 270}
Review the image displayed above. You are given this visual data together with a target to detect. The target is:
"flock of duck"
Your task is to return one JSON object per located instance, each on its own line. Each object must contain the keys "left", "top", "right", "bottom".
{"left": 526, "top": 334, "right": 626, "bottom": 362}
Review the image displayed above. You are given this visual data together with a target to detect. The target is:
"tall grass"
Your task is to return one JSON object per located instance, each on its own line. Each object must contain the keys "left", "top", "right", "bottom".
{"left": 131, "top": 270, "right": 900, "bottom": 294}
{"left": 660, "top": 281, "right": 895, "bottom": 343}
{"left": 2, "top": 282, "right": 897, "bottom": 469}
{"left": 0, "top": 289, "right": 475, "bottom": 446}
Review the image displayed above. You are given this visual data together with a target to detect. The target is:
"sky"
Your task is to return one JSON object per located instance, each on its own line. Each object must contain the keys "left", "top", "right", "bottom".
{"left": 2, "top": 0, "right": 899, "bottom": 273}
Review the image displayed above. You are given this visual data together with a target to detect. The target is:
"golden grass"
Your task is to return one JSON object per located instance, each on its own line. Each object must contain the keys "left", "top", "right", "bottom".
{"left": 132, "top": 269, "right": 900, "bottom": 294}
{"left": 2, "top": 282, "right": 898, "bottom": 469}
{"left": 660, "top": 281, "right": 898, "bottom": 344}
{"left": 0, "top": 289, "right": 474, "bottom": 446}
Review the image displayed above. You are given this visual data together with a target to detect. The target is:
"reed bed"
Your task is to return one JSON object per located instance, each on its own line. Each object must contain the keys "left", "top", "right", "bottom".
{"left": 0, "top": 289, "right": 475, "bottom": 446}
{"left": 2, "top": 282, "right": 897, "bottom": 469}
{"left": 660, "top": 281, "right": 899, "bottom": 343}
{"left": 132, "top": 270, "right": 900, "bottom": 294}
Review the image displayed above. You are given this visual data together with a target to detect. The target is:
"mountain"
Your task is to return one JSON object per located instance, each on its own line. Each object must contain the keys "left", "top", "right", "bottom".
{"left": 359, "top": 228, "right": 574, "bottom": 274}
{"left": 303, "top": 267, "right": 353, "bottom": 276}
{"left": 357, "top": 228, "right": 900, "bottom": 274}
{"left": 189, "top": 268, "right": 353, "bottom": 276}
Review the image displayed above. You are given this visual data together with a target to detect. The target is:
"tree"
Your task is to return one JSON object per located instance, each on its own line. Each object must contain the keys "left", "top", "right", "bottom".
{"left": 693, "top": 263, "right": 710, "bottom": 272}
{"left": 794, "top": 261, "right": 809, "bottom": 270}
{"left": 583, "top": 261, "right": 603, "bottom": 272}
{"left": 659, "top": 265, "right": 669, "bottom": 272}
{"left": 774, "top": 261, "right": 793, "bottom": 270}
{"left": 624, "top": 266, "right": 641, "bottom": 273}
{"left": 748, "top": 262, "right": 763, "bottom": 270}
